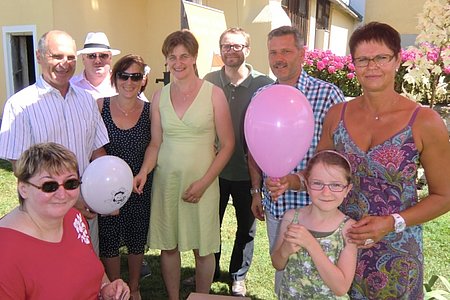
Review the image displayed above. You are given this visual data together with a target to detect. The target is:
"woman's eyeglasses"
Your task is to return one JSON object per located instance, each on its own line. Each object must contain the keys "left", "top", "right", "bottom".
{"left": 353, "top": 54, "right": 395, "bottom": 68}
{"left": 85, "top": 53, "right": 111, "bottom": 60}
{"left": 117, "top": 72, "right": 144, "bottom": 82}
{"left": 308, "top": 180, "right": 349, "bottom": 192}
{"left": 220, "top": 44, "right": 247, "bottom": 52}
{"left": 26, "top": 179, "right": 81, "bottom": 193}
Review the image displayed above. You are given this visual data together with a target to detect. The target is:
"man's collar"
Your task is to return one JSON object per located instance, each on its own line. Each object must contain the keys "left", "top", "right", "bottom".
{"left": 37, "top": 75, "right": 74, "bottom": 96}
{"left": 220, "top": 63, "right": 254, "bottom": 88}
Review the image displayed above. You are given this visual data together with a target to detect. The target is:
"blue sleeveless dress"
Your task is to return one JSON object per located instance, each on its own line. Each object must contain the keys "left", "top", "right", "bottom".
{"left": 334, "top": 102, "right": 423, "bottom": 299}
{"left": 98, "top": 98, "right": 152, "bottom": 257}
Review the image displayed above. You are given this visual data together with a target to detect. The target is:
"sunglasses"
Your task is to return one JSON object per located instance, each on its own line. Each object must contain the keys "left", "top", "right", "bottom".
{"left": 117, "top": 72, "right": 144, "bottom": 82}
{"left": 85, "top": 53, "right": 110, "bottom": 60}
{"left": 26, "top": 179, "right": 82, "bottom": 193}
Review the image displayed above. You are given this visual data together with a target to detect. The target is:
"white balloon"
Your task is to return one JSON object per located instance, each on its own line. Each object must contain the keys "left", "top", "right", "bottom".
{"left": 81, "top": 155, "right": 133, "bottom": 215}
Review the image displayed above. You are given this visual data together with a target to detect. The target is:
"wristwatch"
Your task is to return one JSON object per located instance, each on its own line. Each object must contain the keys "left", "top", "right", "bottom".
{"left": 250, "top": 187, "right": 261, "bottom": 196}
{"left": 391, "top": 213, "right": 406, "bottom": 233}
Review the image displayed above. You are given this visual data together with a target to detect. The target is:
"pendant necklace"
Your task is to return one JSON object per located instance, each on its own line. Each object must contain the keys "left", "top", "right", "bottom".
{"left": 176, "top": 81, "right": 197, "bottom": 101}
{"left": 115, "top": 100, "right": 138, "bottom": 116}
{"left": 366, "top": 95, "right": 400, "bottom": 121}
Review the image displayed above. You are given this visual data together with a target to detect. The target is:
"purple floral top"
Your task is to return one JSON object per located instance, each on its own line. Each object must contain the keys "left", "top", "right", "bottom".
{"left": 333, "top": 102, "right": 423, "bottom": 300}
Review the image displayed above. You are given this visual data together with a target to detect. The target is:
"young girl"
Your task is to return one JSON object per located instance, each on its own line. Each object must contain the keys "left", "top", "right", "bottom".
{"left": 271, "top": 150, "right": 357, "bottom": 299}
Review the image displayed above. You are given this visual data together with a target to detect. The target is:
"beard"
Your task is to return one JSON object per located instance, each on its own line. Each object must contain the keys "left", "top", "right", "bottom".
{"left": 223, "top": 54, "right": 245, "bottom": 68}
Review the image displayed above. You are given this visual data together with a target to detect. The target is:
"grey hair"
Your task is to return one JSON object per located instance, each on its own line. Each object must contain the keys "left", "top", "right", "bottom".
{"left": 268, "top": 26, "right": 305, "bottom": 49}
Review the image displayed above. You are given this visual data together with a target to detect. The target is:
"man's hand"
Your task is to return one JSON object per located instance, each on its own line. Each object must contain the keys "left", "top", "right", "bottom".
{"left": 251, "top": 193, "right": 265, "bottom": 221}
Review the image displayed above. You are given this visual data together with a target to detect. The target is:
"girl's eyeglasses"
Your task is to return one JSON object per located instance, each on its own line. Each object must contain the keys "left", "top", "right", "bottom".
{"left": 25, "top": 179, "right": 81, "bottom": 193}
{"left": 117, "top": 72, "right": 144, "bottom": 82}
{"left": 308, "top": 180, "right": 349, "bottom": 192}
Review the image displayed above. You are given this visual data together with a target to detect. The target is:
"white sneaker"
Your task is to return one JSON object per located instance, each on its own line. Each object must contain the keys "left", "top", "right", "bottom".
{"left": 231, "top": 280, "right": 246, "bottom": 297}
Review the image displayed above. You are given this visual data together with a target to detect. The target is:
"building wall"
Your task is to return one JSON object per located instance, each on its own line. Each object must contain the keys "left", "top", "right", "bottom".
{"left": 365, "top": 0, "right": 425, "bottom": 47}
{"left": 329, "top": 5, "right": 358, "bottom": 55}
{"left": 0, "top": 0, "right": 54, "bottom": 115}
{"left": 205, "top": 0, "right": 274, "bottom": 75}
{"left": 0, "top": 0, "right": 359, "bottom": 115}
{"left": 52, "top": 0, "right": 180, "bottom": 100}
{"left": 0, "top": 1, "right": 180, "bottom": 114}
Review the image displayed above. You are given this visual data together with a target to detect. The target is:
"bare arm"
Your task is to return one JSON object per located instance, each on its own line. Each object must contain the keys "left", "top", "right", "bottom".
{"left": 8, "top": 160, "right": 16, "bottom": 174}
{"left": 182, "top": 85, "right": 234, "bottom": 202}
{"left": 271, "top": 210, "right": 298, "bottom": 269}
{"left": 248, "top": 152, "right": 265, "bottom": 220}
{"left": 404, "top": 108, "right": 450, "bottom": 224}
{"left": 134, "top": 90, "right": 163, "bottom": 193}
{"left": 347, "top": 108, "right": 450, "bottom": 246}
{"left": 91, "top": 147, "right": 106, "bottom": 160}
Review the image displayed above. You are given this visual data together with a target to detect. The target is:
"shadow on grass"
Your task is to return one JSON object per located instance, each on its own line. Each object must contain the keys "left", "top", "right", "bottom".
{"left": 119, "top": 253, "right": 268, "bottom": 300}
{"left": 0, "top": 159, "right": 13, "bottom": 172}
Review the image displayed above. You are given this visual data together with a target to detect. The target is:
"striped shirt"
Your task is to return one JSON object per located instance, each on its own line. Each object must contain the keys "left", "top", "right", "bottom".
{"left": 0, "top": 75, "right": 109, "bottom": 174}
{"left": 260, "top": 70, "right": 345, "bottom": 219}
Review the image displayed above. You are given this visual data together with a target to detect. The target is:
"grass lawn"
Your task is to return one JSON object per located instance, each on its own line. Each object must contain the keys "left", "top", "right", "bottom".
{"left": 0, "top": 159, "right": 448, "bottom": 299}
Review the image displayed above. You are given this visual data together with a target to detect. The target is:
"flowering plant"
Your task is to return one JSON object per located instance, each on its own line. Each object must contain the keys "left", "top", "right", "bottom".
{"left": 401, "top": 0, "right": 450, "bottom": 107}
{"left": 303, "top": 49, "right": 361, "bottom": 97}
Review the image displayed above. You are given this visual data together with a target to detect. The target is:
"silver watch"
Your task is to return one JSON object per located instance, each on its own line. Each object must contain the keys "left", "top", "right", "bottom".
{"left": 391, "top": 213, "right": 406, "bottom": 233}
{"left": 250, "top": 187, "right": 261, "bottom": 196}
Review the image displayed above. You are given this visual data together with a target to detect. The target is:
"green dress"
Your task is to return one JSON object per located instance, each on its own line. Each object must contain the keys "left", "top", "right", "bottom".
{"left": 148, "top": 81, "right": 220, "bottom": 256}
{"left": 278, "top": 210, "right": 350, "bottom": 300}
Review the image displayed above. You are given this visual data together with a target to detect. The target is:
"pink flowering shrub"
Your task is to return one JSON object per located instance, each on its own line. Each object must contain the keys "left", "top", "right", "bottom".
{"left": 303, "top": 49, "right": 361, "bottom": 97}
{"left": 400, "top": 43, "right": 450, "bottom": 106}
{"left": 304, "top": 47, "right": 449, "bottom": 104}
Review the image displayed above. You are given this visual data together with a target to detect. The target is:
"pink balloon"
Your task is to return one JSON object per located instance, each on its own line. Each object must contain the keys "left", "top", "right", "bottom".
{"left": 244, "top": 85, "right": 314, "bottom": 178}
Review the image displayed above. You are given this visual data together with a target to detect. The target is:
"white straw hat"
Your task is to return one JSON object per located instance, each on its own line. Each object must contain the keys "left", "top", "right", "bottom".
{"left": 77, "top": 32, "right": 121, "bottom": 56}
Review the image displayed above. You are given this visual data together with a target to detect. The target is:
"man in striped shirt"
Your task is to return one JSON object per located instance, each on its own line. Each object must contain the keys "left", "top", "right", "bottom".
{"left": 0, "top": 30, "right": 109, "bottom": 253}
{"left": 248, "top": 26, "right": 345, "bottom": 294}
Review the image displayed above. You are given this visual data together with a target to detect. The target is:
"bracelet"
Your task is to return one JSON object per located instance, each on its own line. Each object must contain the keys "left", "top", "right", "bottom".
{"left": 293, "top": 173, "right": 306, "bottom": 191}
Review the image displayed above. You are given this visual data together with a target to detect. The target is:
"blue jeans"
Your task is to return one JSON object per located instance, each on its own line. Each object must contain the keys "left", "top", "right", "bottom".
{"left": 266, "top": 211, "right": 283, "bottom": 294}
{"left": 215, "top": 178, "right": 256, "bottom": 281}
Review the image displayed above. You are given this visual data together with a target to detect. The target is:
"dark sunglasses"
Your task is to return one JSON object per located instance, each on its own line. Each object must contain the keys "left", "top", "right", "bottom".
{"left": 117, "top": 72, "right": 144, "bottom": 82}
{"left": 26, "top": 179, "right": 82, "bottom": 193}
{"left": 85, "top": 53, "right": 110, "bottom": 60}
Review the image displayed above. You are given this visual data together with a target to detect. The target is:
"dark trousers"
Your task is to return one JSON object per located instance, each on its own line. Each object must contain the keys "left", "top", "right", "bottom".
{"left": 215, "top": 178, "right": 256, "bottom": 281}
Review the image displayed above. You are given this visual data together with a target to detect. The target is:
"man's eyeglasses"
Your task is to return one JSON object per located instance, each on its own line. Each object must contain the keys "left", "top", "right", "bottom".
{"left": 47, "top": 53, "right": 77, "bottom": 63}
{"left": 353, "top": 54, "right": 395, "bottom": 68}
{"left": 220, "top": 44, "right": 247, "bottom": 52}
{"left": 85, "top": 53, "right": 111, "bottom": 60}
{"left": 117, "top": 72, "right": 144, "bottom": 82}
{"left": 308, "top": 180, "right": 349, "bottom": 192}
{"left": 26, "top": 179, "right": 81, "bottom": 193}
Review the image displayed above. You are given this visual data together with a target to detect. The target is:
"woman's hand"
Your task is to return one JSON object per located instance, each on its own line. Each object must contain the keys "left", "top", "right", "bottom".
{"left": 133, "top": 172, "right": 147, "bottom": 194}
{"left": 74, "top": 196, "right": 97, "bottom": 219}
{"left": 182, "top": 179, "right": 208, "bottom": 203}
{"left": 100, "top": 279, "right": 130, "bottom": 300}
{"left": 346, "top": 215, "right": 394, "bottom": 248}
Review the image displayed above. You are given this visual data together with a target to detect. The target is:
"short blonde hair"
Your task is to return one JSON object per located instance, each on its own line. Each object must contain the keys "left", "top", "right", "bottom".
{"left": 15, "top": 142, "right": 79, "bottom": 205}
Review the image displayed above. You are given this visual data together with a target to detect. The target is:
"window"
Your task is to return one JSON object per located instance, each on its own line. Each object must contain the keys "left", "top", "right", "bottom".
{"left": 2, "top": 25, "right": 38, "bottom": 97}
{"left": 316, "top": 0, "right": 330, "bottom": 30}
{"left": 281, "top": 0, "right": 309, "bottom": 43}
